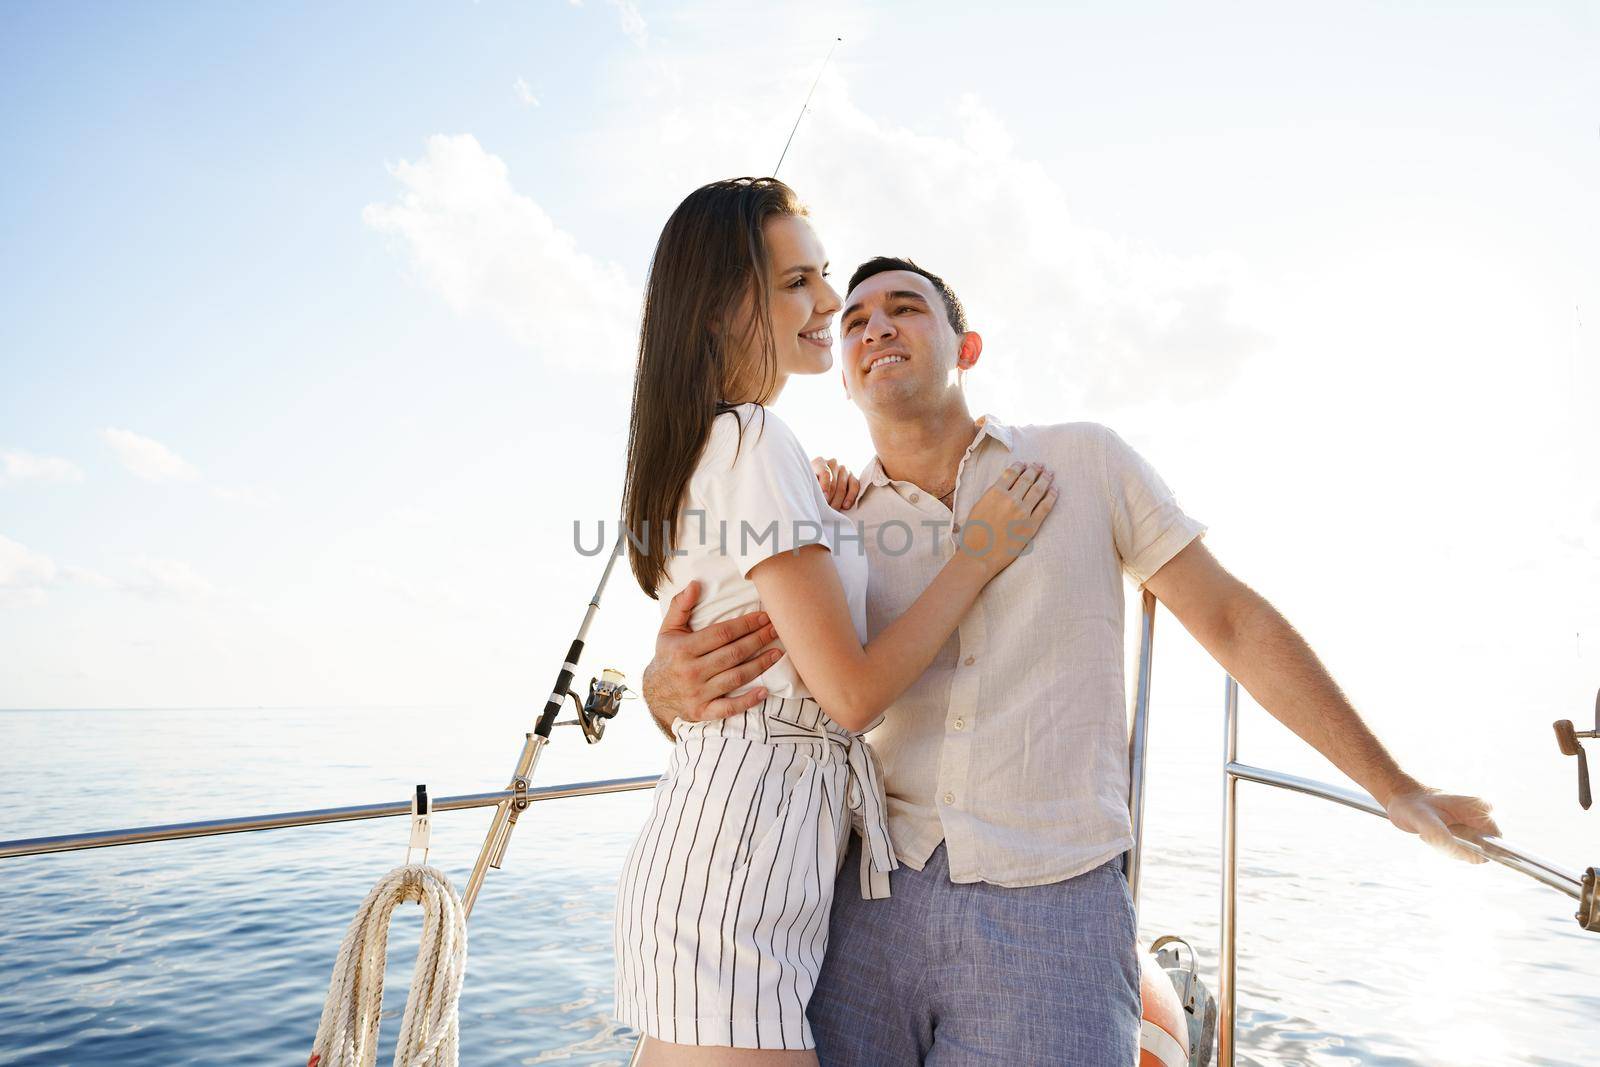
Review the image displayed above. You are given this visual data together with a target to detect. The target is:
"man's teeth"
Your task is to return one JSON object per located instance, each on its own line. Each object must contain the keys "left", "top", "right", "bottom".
{"left": 801, "top": 328, "right": 832, "bottom": 343}
{"left": 868, "top": 355, "right": 907, "bottom": 372}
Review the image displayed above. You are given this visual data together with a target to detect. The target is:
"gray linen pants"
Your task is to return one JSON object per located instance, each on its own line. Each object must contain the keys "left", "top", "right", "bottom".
{"left": 807, "top": 836, "right": 1142, "bottom": 1066}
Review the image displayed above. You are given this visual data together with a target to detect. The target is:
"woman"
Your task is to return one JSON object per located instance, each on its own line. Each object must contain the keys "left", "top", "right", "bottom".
{"left": 613, "top": 177, "right": 1057, "bottom": 1064}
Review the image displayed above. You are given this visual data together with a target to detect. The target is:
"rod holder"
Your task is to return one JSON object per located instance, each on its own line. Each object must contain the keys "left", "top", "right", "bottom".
{"left": 1553, "top": 686, "right": 1599, "bottom": 811}
{"left": 1581, "top": 868, "right": 1600, "bottom": 932}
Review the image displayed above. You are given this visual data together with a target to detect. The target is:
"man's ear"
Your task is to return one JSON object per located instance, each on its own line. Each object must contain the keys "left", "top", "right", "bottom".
{"left": 956, "top": 331, "right": 983, "bottom": 370}
{"left": 840, "top": 367, "right": 851, "bottom": 399}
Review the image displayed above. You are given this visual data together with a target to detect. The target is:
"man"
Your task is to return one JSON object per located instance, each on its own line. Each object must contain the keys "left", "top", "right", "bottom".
{"left": 638, "top": 256, "right": 1499, "bottom": 1064}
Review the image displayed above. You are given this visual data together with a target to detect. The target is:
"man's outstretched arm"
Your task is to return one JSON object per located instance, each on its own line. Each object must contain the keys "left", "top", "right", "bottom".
{"left": 638, "top": 580, "right": 786, "bottom": 740}
{"left": 1144, "top": 539, "right": 1501, "bottom": 863}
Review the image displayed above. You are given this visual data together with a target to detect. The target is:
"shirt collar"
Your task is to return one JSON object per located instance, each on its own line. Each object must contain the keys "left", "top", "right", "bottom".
{"left": 861, "top": 413, "right": 1014, "bottom": 490}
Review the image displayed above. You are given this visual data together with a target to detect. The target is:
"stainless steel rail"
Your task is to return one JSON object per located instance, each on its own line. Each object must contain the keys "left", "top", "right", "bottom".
{"left": 1123, "top": 587, "right": 1159, "bottom": 911}
{"left": 2, "top": 590, "right": 1593, "bottom": 1067}
{"left": 1216, "top": 672, "right": 1593, "bottom": 1066}
{"left": 0, "top": 775, "right": 661, "bottom": 860}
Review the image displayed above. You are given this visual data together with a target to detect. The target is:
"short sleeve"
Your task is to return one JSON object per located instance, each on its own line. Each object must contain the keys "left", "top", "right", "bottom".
{"left": 700, "top": 409, "right": 830, "bottom": 579}
{"left": 1100, "top": 424, "right": 1207, "bottom": 586}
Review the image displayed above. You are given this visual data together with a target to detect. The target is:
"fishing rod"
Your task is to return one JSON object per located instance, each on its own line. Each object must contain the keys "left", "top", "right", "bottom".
{"left": 461, "top": 528, "right": 630, "bottom": 916}
{"left": 464, "top": 30, "right": 847, "bottom": 920}
{"left": 464, "top": 32, "right": 851, "bottom": 918}
{"left": 774, "top": 36, "right": 842, "bottom": 175}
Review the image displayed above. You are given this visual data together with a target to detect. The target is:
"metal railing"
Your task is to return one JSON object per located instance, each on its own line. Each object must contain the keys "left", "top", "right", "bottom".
{"left": 2, "top": 588, "right": 1594, "bottom": 1067}
{"left": 1121, "top": 588, "right": 1594, "bottom": 1065}
{"left": 0, "top": 775, "right": 661, "bottom": 860}
{"left": 1206, "top": 612, "right": 1597, "bottom": 1065}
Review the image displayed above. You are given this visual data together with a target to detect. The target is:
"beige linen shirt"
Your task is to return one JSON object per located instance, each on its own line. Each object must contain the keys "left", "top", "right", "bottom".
{"left": 853, "top": 414, "right": 1207, "bottom": 887}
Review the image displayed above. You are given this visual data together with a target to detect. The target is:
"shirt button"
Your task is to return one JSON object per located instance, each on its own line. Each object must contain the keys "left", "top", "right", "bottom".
{"left": 943, "top": 791, "right": 956, "bottom": 805}
{"left": 953, "top": 718, "right": 965, "bottom": 731}
{"left": 964, "top": 655, "right": 976, "bottom": 666}
{"left": 909, "top": 492, "right": 921, "bottom": 503}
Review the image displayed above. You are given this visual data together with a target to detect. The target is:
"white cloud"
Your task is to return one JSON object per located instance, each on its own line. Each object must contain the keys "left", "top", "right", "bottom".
{"left": 123, "top": 556, "right": 218, "bottom": 603}
{"left": 608, "top": 0, "right": 647, "bottom": 46}
{"left": 365, "top": 567, "right": 469, "bottom": 613}
{"left": 513, "top": 76, "right": 539, "bottom": 107}
{"left": 0, "top": 449, "right": 84, "bottom": 486}
{"left": 211, "top": 485, "right": 280, "bottom": 509}
{"left": 361, "top": 98, "right": 1260, "bottom": 409}
{"left": 102, "top": 427, "right": 200, "bottom": 482}
{"left": 365, "top": 48, "right": 1261, "bottom": 411}
{"left": 0, "top": 533, "right": 58, "bottom": 605}
{"left": 362, "top": 134, "right": 638, "bottom": 372}
{"left": 579, "top": 59, "right": 1266, "bottom": 413}
{"left": 0, "top": 534, "right": 213, "bottom": 606}
{"left": 387, "top": 504, "right": 441, "bottom": 528}
{"left": 799, "top": 89, "right": 1268, "bottom": 411}
{"left": 61, "top": 564, "right": 116, "bottom": 589}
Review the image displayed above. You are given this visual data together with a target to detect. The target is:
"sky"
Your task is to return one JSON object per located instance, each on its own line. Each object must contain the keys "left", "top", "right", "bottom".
{"left": 2, "top": 1, "right": 1598, "bottom": 825}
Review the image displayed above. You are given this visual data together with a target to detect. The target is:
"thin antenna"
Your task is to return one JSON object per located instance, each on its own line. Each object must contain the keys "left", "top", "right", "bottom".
{"left": 773, "top": 36, "right": 842, "bottom": 176}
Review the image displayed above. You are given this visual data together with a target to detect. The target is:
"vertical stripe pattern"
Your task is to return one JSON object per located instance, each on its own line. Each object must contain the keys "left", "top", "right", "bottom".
{"left": 613, "top": 696, "right": 897, "bottom": 1050}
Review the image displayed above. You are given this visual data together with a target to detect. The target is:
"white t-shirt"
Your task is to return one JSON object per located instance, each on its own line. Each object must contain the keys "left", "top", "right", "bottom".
{"left": 657, "top": 402, "right": 869, "bottom": 704}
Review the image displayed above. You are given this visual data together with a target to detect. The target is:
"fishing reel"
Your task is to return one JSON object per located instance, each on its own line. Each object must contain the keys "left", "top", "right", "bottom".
{"left": 555, "top": 667, "right": 633, "bottom": 744}
{"left": 1553, "top": 686, "right": 1598, "bottom": 811}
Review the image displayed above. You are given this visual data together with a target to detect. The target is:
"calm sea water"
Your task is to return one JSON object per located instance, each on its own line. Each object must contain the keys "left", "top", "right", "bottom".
{"left": 1, "top": 705, "right": 1595, "bottom": 1066}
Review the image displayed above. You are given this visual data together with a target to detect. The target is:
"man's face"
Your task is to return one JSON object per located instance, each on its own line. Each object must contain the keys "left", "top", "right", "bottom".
{"left": 839, "top": 270, "right": 964, "bottom": 414}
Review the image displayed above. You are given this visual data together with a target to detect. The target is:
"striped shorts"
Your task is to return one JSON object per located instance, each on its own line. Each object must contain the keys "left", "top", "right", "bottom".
{"left": 613, "top": 696, "right": 897, "bottom": 1050}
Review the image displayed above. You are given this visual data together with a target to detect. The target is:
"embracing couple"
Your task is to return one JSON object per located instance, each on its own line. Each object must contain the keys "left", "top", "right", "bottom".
{"left": 610, "top": 177, "right": 1497, "bottom": 1066}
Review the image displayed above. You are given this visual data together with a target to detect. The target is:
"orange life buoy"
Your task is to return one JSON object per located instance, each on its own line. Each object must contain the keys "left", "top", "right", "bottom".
{"left": 1138, "top": 950, "right": 1190, "bottom": 1067}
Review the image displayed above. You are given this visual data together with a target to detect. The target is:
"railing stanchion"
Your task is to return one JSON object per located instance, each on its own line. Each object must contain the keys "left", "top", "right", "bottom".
{"left": 1125, "top": 587, "right": 1158, "bottom": 913}
{"left": 1220, "top": 673, "right": 1240, "bottom": 1067}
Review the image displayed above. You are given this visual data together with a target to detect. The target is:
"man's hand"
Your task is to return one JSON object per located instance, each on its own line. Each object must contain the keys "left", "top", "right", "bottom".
{"left": 640, "top": 580, "right": 785, "bottom": 739}
{"left": 811, "top": 456, "right": 861, "bottom": 511}
{"left": 1382, "top": 786, "right": 1502, "bottom": 864}
{"left": 1144, "top": 549, "right": 1504, "bottom": 868}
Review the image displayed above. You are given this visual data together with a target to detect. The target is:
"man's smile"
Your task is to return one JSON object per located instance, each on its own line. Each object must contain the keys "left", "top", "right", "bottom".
{"left": 864, "top": 350, "right": 909, "bottom": 374}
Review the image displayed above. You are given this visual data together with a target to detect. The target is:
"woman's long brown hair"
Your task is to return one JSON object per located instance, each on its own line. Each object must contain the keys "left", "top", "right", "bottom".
{"left": 622, "top": 177, "right": 806, "bottom": 597}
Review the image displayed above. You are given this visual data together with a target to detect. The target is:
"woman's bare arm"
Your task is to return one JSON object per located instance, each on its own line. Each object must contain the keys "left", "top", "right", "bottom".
{"left": 749, "top": 462, "right": 1056, "bottom": 731}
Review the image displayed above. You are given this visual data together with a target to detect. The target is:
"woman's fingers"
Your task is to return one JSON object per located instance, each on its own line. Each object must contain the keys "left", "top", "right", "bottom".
{"left": 1008, "top": 463, "right": 1042, "bottom": 500}
{"left": 992, "top": 463, "right": 1023, "bottom": 491}
{"left": 1021, "top": 468, "right": 1054, "bottom": 510}
{"left": 842, "top": 473, "right": 861, "bottom": 510}
{"left": 827, "top": 460, "right": 849, "bottom": 508}
{"left": 815, "top": 457, "right": 857, "bottom": 509}
{"left": 814, "top": 457, "right": 862, "bottom": 510}
{"left": 966, "top": 463, "right": 1054, "bottom": 567}
{"left": 811, "top": 456, "right": 835, "bottom": 496}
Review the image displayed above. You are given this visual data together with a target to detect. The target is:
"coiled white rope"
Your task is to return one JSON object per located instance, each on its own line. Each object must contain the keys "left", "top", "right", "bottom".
{"left": 307, "top": 864, "right": 468, "bottom": 1067}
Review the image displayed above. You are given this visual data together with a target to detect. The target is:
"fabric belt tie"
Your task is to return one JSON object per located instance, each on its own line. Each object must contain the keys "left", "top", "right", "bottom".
{"left": 828, "top": 730, "right": 899, "bottom": 900}
{"left": 755, "top": 697, "right": 899, "bottom": 900}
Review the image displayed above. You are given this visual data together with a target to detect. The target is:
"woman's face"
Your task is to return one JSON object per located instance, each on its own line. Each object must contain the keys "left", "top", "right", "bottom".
{"left": 727, "top": 214, "right": 841, "bottom": 395}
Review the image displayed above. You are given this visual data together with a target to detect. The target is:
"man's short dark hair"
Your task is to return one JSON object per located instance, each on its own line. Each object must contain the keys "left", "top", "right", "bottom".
{"left": 847, "top": 256, "right": 968, "bottom": 335}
